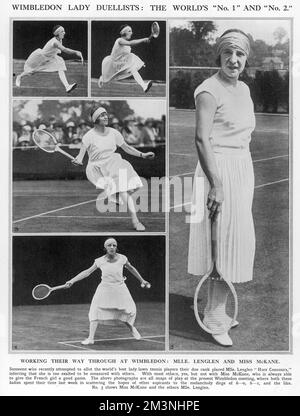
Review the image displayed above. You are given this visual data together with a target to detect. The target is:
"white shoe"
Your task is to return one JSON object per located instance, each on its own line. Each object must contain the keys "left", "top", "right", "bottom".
{"left": 133, "top": 221, "right": 145, "bottom": 231}
{"left": 131, "top": 326, "right": 141, "bottom": 340}
{"left": 212, "top": 332, "right": 233, "bottom": 347}
{"left": 81, "top": 338, "right": 94, "bottom": 345}
{"left": 16, "top": 75, "right": 21, "bottom": 87}
{"left": 98, "top": 76, "right": 103, "bottom": 88}
{"left": 66, "top": 83, "right": 77, "bottom": 93}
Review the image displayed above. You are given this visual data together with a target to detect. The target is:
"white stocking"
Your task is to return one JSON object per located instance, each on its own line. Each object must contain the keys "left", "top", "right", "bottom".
{"left": 131, "top": 69, "right": 147, "bottom": 90}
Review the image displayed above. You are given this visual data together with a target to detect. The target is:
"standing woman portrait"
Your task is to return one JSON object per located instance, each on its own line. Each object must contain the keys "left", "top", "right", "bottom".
{"left": 98, "top": 24, "right": 153, "bottom": 93}
{"left": 188, "top": 30, "right": 256, "bottom": 347}
{"left": 15, "top": 25, "right": 83, "bottom": 93}
{"left": 72, "top": 105, "right": 155, "bottom": 231}
{"left": 65, "top": 238, "right": 150, "bottom": 345}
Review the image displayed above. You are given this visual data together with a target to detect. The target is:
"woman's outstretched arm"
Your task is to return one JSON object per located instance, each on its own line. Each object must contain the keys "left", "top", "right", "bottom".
{"left": 120, "top": 142, "right": 154, "bottom": 159}
{"left": 53, "top": 40, "right": 83, "bottom": 60}
{"left": 118, "top": 37, "right": 150, "bottom": 46}
{"left": 65, "top": 263, "right": 98, "bottom": 287}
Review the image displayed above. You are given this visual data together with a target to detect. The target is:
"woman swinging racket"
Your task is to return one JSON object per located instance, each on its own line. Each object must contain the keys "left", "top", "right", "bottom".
{"left": 15, "top": 25, "right": 83, "bottom": 93}
{"left": 98, "top": 24, "right": 154, "bottom": 93}
{"left": 72, "top": 105, "right": 155, "bottom": 231}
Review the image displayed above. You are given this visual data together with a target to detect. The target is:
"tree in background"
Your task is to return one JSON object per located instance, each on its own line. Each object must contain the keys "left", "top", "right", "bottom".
{"left": 170, "top": 21, "right": 217, "bottom": 67}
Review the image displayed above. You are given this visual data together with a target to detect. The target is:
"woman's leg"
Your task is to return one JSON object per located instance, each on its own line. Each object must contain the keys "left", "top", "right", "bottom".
{"left": 58, "top": 70, "right": 77, "bottom": 92}
{"left": 119, "top": 191, "right": 145, "bottom": 231}
{"left": 81, "top": 320, "right": 98, "bottom": 345}
{"left": 124, "top": 322, "right": 141, "bottom": 340}
{"left": 15, "top": 71, "right": 33, "bottom": 87}
{"left": 131, "top": 69, "right": 152, "bottom": 92}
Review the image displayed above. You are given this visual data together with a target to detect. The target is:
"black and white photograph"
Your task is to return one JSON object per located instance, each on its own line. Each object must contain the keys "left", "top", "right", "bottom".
{"left": 91, "top": 20, "right": 166, "bottom": 97}
{"left": 12, "top": 20, "right": 88, "bottom": 97}
{"left": 169, "top": 20, "right": 290, "bottom": 351}
{"left": 12, "top": 99, "right": 166, "bottom": 233}
{"left": 12, "top": 235, "right": 166, "bottom": 351}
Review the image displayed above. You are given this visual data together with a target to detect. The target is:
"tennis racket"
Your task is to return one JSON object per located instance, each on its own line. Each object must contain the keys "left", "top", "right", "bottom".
{"left": 151, "top": 22, "right": 160, "bottom": 38}
{"left": 32, "top": 129, "right": 75, "bottom": 161}
{"left": 193, "top": 219, "right": 238, "bottom": 335}
{"left": 32, "top": 283, "right": 67, "bottom": 300}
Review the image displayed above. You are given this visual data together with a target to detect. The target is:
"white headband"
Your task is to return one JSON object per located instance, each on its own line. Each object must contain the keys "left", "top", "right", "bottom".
{"left": 216, "top": 31, "right": 250, "bottom": 57}
{"left": 91, "top": 107, "right": 107, "bottom": 123}
{"left": 53, "top": 26, "right": 64, "bottom": 36}
{"left": 104, "top": 238, "right": 117, "bottom": 248}
{"left": 120, "top": 25, "right": 131, "bottom": 36}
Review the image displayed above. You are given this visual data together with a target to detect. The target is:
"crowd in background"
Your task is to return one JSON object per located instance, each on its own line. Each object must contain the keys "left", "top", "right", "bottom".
{"left": 13, "top": 114, "right": 166, "bottom": 149}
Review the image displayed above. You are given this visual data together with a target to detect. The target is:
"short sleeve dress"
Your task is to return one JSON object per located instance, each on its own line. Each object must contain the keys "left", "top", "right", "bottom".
{"left": 88, "top": 254, "right": 137, "bottom": 325}
{"left": 82, "top": 127, "right": 143, "bottom": 196}
{"left": 24, "top": 37, "right": 66, "bottom": 73}
{"left": 101, "top": 38, "right": 145, "bottom": 83}
{"left": 188, "top": 73, "right": 256, "bottom": 283}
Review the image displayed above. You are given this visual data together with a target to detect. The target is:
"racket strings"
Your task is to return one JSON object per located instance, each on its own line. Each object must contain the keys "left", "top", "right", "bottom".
{"left": 32, "top": 285, "right": 50, "bottom": 300}
{"left": 195, "top": 278, "right": 236, "bottom": 334}
{"left": 151, "top": 22, "right": 160, "bottom": 38}
{"left": 34, "top": 131, "right": 56, "bottom": 152}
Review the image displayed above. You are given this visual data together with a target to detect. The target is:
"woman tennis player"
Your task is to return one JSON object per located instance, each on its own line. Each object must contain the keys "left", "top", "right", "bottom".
{"left": 188, "top": 29, "right": 255, "bottom": 346}
{"left": 72, "top": 105, "right": 154, "bottom": 231}
{"left": 65, "top": 238, "right": 150, "bottom": 345}
{"left": 15, "top": 25, "right": 83, "bottom": 93}
{"left": 98, "top": 24, "right": 153, "bottom": 93}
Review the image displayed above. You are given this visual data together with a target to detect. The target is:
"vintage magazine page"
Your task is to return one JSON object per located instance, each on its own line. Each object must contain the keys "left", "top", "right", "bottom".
{"left": 0, "top": 0, "right": 299, "bottom": 400}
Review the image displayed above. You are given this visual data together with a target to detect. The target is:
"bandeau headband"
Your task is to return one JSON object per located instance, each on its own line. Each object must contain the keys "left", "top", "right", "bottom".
{"left": 53, "top": 26, "right": 64, "bottom": 36}
{"left": 91, "top": 107, "right": 107, "bottom": 123}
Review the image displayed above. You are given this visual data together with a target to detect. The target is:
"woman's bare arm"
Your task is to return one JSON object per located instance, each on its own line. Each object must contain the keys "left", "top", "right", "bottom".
{"left": 118, "top": 38, "right": 150, "bottom": 47}
{"left": 53, "top": 40, "right": 83, "bottom": 59}
{"left": 124, "top": 261, "right": 149, "bottom": 286}
{"left": 195, "top": 92, "right": 224, "bottom": 220}
{"left": 65, "top": 263, "right": 98, "bottom": 287}
{"left": 120, "top": 142, "right": 154, "bottom": 159}
{"left": 71, "top": 144, "right": 86, "bottom": 165}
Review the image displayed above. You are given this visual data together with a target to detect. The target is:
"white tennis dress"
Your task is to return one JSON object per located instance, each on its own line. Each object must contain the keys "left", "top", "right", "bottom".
{"left": 188, "top": 74, "right": 256, "bottom": 283}
{"left": 82, "top": 127, "right": 143, "bottom": 196}
{"left": 101, "top": 38, "right": 145, "bottom": 83}
{"left": 24, "top": 37, "right": 66, "bottom": 73}
{"left": 88, "top": 254, "right": 136, "bottom": 325}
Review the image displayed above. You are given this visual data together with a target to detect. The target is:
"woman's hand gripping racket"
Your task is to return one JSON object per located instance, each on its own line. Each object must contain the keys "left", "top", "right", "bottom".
{"left": 32, "top": 283, "right": 68, "bottom": 300}
{"left": 149, "top": 21, "right": 160, "bottom": 40}
{"left": 33, "top": 129, "right": 80, "bottom": 163}
{"left": 193, "top": 219, "right": 238, "bottom": 335}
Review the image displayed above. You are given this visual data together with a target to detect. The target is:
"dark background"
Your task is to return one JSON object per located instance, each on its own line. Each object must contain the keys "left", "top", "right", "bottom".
{"left": 91, "top": 20, "right": 166, "bottom": 80}
{"left": 13, "top": 21, "right": 88, "bottom": 59}
{"left": 13, "top": 236, "right": 165, "bottom": 306}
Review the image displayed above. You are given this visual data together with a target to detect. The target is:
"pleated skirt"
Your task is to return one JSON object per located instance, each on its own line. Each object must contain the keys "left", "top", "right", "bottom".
{"left": 101, "top": 53, "right": 144, "bottom": 83}
{"left": 24, "top": 49, "right": 66, "bottom": 72}
{"left": 188, "top": 149, "right": 255, "bottom": 283}
{"left": 88, "top": 281, "right": 136, "bottom": 326}
{"left": 86, "top": 153, "right": 143, "bottom": 196}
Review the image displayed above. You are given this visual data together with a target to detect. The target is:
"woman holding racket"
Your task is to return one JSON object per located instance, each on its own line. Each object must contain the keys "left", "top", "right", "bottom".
{"left": 98, "top": 24, "right": 157, "bottom": 92}
{"left": 65, "top": 238, "right": 151, "bottom": 345}
{"left": 189, "top": 29, "right": 255, "bottom": 346}
{"left": 72, "top": 105, "right": 154, "bottom": 231}
{"left": 15, "top": 25, "right": 83, "bottom": 93}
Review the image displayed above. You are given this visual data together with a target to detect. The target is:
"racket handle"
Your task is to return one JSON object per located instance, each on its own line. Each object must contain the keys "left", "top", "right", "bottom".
{"left": 211, "top": 219, "right": 217, "bottom": 262}
{"left": 56, "top": 147, "right": 75, "bottom": 161}
{"left": 51, "top": 284, "right": 68, "bottom": 291}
